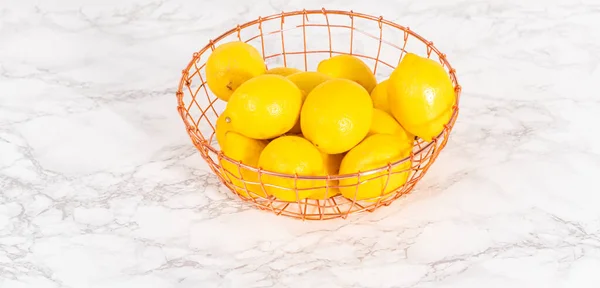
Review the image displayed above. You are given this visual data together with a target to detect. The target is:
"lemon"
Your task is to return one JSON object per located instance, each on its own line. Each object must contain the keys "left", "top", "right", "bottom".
{"left": 370, "top": 79, "right": 392, "bottom": 114}
{"left": 339, "top": 134, "right": 413, "bottom": 202}
{"left": 322, "top": 151, "right": 344, "bottom": 176}
{"left": 219, "top": 131, "right": 268, "bottom": 198}
{"left": 388, "top": 53, "right": 456, "bottom": 142}
{"left": 286, "top": 71, "right": 332, "bottom": 96}
{"left": 215, "top": 110, "right": 232, "bottom": 150}
{"left": 285, "top": 71, "right": 332, "bottom": 134}
{"left": 266, "top": 66, "right": 302, "bottom": 77}
{"left": 258, "top": 136, "right": 325, "bottom": 202}
{"left": 317, "top": 55, "right": 377, "bottom": 93}
{"left": 368, "top": 109, "right": 414, "bottom": 145}
{"left": 308, "top": 151, "right": 344, "bottom": 200}
{"left": 227, "top": 74, "right": 303, "bottom": 140}
{"left": 301, "top": 78, "right": 373, "bottom": 154}
{"left": 205, "top": 41, "right": 266, "bottom": 102}
{"left": 287, "top": 121, "right": 303, "bottom": 135}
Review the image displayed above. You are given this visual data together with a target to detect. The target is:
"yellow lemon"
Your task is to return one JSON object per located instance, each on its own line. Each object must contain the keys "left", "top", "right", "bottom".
{"left": 219, "top": 131, "right": 268, "bottom": 198}
{"left": 322, "top": 151, "right": 344, "bottom": 176}
{"left": 368, "top": 109, "right": 414, "bottom": 145}
{"left": 287, "top": 122, "right": 303, "bottom": 135}
{"left": 317, "top": 55, "right": 377, "bottom": 93}
{"left": 370, "top": 79, "right": 392, "bottom": 114}
{"left": 266, "top": 66, "right": 302, "bottom": 77}
{"left": 214, "top": 110, "right": 233, "bottom": 150}
{"left": 227, "top": 74, "right": 303, "bottom": 140}
{"left": 308, "top": 152, "right": 344, "bottom": 200}
{"left": 339, "top": 134, "right": 413, "bottom": 202}
{"left": 205, "top": 41, "right": 266, "bottom": 102}
{"left": 285, "top": 71, "right": 333, "bottom": 134}
{"left": 388, "top": 53, "right": 456, "bottom": 142}
{"left": 301, "top": 78, "right": 373, "bottom": 154}
{"left": 258, "top": 136, "right": 325, "bottom": 202}
{"left": 286, "top": 71, "right": 332, "bottom": 96}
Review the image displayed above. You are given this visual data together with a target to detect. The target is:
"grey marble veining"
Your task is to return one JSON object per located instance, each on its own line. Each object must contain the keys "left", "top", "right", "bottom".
{"left": 1, "top": 0, "right": 600, "bottom": 287}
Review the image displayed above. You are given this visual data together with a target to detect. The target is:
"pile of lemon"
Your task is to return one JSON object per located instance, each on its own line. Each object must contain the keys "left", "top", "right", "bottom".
{"left": 207, "top": 41, "right": 455, "bottom": 202}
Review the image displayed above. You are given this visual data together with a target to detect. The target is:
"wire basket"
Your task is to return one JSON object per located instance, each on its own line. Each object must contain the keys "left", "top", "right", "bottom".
{"left": 176, "top": 9, "right": 461, "bottom": 220}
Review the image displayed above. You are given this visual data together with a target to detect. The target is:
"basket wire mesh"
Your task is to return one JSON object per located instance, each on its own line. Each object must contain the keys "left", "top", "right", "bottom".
{"left": 176, "top": 9, "right": 461, "bottom": 220}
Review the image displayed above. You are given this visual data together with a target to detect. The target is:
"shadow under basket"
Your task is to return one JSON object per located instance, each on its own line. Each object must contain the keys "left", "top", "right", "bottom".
{"left": 176, "top": 9, "right": 461, "bottom": 220}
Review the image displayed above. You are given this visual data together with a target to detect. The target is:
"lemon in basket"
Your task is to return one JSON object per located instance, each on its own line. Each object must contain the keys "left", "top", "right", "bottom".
{"left": 227, "top": 74, "right": 303, "bottom": 140}
{"left": 215, "top": 110, "right": 233, "bottom": 149}
{"left": 307, "top": 151, "right": 344, "bottom": 200}
{"left": 266, "top": 66, "right": 302, "bottom": 77}
{"left": 368, "top": 108, "right": 414, "bottom": 143}
{"left": 285, "top": 71, "right": 332, "bottom": 134}
{"left": 322, "top": 151, "right": 344, "bottom": 176}
{"left": 258, "top": 135, "right": 326, "bottom": 202}
{"left": 387, "top": 53, "right": 455, "bottom": 142}
{"left": 301, "top": 78, "right": 373, "bottom": 154}
{"left": 317, "top": 54, "right": 378, "bottom": 93}
{"left": 219, "top": 131, "right": 268, "bottom": 198}
{"left": 370, "top": 79, "right": 392, "bottom": 114}
{"left": 286, "top": 71, "right": 332, "bottom": 95}
{"left": 339, "top": 133, "right": 413, "bottom": 202}
{"left": 205, "top": 41, "right": 266, "bottom": 102}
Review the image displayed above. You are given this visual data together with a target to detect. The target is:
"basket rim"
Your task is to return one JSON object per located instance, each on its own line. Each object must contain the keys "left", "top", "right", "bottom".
{"left": 176, "top": 8, "right": 461, "bottom": 181}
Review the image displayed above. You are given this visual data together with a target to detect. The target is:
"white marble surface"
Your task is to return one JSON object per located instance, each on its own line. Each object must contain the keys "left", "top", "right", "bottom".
{"left": 1, "top": 0, "right": 600, "bottom": 287}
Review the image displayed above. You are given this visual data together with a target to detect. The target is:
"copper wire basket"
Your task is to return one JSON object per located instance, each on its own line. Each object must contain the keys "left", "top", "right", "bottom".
{"left": 176, "top": 9, "right": 461, "bottom": 220}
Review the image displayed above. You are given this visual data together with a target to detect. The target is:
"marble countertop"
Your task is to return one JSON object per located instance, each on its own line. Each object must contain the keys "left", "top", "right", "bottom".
{"left": 2, "top": 0, "right": 600, "bottom": 287}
